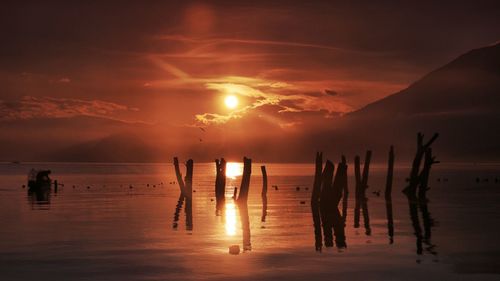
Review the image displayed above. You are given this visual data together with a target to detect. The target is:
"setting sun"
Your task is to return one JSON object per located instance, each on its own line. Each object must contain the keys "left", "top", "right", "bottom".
{"left": 224, "top": 95, "right": 238, "bottom": 109}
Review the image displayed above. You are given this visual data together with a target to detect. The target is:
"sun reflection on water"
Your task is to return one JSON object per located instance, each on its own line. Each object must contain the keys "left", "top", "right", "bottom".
{"left": 225, "top": 201, "right": 237, "bottom": 236}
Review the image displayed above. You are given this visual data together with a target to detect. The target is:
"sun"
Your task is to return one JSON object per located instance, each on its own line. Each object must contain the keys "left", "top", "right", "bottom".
{"left": 224, "top": 95, "right": 239, "bottom": 109}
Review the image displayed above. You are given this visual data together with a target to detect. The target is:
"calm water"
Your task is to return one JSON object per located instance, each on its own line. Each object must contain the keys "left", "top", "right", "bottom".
{"left": 0, "top": 162, "right": 499, "bottom": 281}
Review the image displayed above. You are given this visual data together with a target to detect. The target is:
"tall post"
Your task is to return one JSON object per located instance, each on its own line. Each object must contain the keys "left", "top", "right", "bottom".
{"left": 311, "top": 152, "right": 323, "bottom": 252}
{"left": 354, "top": 156, "right": 361, "bottom": 228}
{"left": 236, "top": 157, "right": 252, "bottom": 204}
{"left": 261, "top": 165, "right": 268, "bottom": 222}
{"left": 385, "top": 146, "right": 395, "bottom": 200}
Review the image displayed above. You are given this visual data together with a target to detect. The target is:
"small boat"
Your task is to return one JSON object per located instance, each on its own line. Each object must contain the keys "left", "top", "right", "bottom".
{"left": 27, "top": 169, "right": 52, "bottom": 191}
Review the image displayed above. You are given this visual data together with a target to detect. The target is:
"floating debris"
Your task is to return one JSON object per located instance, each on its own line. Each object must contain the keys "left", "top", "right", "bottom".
{"left": 229, "top": 245, "right": 240, "bottom": 255}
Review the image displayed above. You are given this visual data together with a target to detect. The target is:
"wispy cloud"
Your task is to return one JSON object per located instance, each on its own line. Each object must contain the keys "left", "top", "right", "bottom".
{"left": 0, "top": 96, "right": 146, "bottom": 124}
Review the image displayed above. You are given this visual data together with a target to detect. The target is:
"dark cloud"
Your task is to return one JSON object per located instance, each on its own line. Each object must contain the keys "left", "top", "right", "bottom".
{"left": 324, "top": 89, "right": 338, "bottom": 96}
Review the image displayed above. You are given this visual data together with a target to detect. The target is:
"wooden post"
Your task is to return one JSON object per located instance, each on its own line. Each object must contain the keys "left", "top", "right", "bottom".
{"left": 184, "top": 159, "right": 193, "bottom": 230}
{"left": 54, "top": 180, "right": 58, "bottom": 193}
{"left": 361, "top": 150, "right": 372, "bottom": 235}
{"left": 236, "top": 157, "right": 252, "bottom": 204}
{"left": 261, "top": 165, "right": 268, "bottom": 222}
{"left": 385, "top": 146, "right": 394, "bottom": 200}
{"left": 311, "top": 152, "right": 323, "bottom": 251}
{"left": 418, "top": 148, "right": 439, "bottom": 199}
{"left": 332, "top": 158, "right": 347, "bottom": 248}
{"left": 173, "top": 157, "right": 187, "bottom": 198}
{"left": 354, "top": 155, "right": 361, "bottom": 228}
{"left": 173, "top": 157, "right": 193, "bottom": 230}
{"left": 404, "top": 133, "right": 439, "bottom": 198}
{"left": 215, "top": 158, "right": 227, "bottom": 215}
{"left": 341, "top": 155, "right": 349, "bottom": 226}
{"left": 320, "top": 160, "right": 335, "bottom": 247}
{"left": 385, "top": 146, "right": 395, "bottom": 243}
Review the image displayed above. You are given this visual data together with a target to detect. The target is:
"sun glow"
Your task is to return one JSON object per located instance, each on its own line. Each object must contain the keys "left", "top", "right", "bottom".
{"left": 226, "top": 162, "right": 243, "bottom": 179}
{"left": 224, "top": 95, "right": 239, "bottom": 109}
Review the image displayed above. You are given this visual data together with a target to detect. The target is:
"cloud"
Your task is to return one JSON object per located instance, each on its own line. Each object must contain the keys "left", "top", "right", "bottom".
{"left": 324, "top": 89, "right": 338, "bottom": 96}
{"left": 0, "top": 96, "right": 145, "bottom": 124}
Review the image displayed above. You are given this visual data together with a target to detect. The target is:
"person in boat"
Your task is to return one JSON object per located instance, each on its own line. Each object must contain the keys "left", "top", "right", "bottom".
{"left": 28, "top": 169, "right": 52, "bottom": 190}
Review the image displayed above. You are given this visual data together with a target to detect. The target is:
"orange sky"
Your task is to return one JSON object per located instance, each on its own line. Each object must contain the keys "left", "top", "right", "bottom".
{"left": 1, "top": 1, "right": 499, "bottom": 161}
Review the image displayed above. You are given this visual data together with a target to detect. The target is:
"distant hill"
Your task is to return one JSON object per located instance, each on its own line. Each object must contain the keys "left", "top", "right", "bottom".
{"left": 51, "top": 134, "right": 163, "bottom": 163}
{"left": 323, "top": 42, "right": 500, "bottom": 161}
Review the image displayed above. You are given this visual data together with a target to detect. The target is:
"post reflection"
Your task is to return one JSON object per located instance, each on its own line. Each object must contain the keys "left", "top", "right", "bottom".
{"left": 222, "top": 199, "right": 251, "bottom": 252}
{"left": 406, "top": 195, "right": 438, "bottom": 256}
{"left": 27, "top": 188, "right": 51, "bottom": 210}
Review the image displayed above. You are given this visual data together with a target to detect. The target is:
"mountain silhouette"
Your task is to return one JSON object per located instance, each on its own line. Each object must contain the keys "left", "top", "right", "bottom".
{"left": 328, "top": 42, "right": 500, "bottom": 161}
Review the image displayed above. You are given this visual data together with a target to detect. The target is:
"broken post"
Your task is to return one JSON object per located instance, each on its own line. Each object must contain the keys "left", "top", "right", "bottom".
{"left": 332, "top": 158, "right": 347, "bottom": 248}
{"left": 261, "top": 165, "right": 268, "bottom": 222}
{"left": 354, "top": 156, "right": 361, "bottom": 228}
{"left": 320, "top": 160, "right": 335, "bottom": 247}
{"left": 354, "top": 151, "right": 372, "bottom": 235}
{"left": 172, "top": 157, "right": 193, "bottom": 230}
{"left": 236, "top": 157, "right": 252, "bottom": 204}
{"left": 215, "top": 158, "right": 227, "bottom": 215}
{"left": 361, "top": 150, "right": 372, "bottom": 235}
{"left": 385, "top": 146, "right": 394, "bottom": 200}
{"left": 311, "top": 152, "right": 323, "bottom": 251}
{"left": 341, "top": 155, "right": 349, "bottom": 226}
{"left": 418, "top": 148, "right": 439, "bottom": 199}
{"left": 404, "top": 132, "right": 439, "bottom": 198}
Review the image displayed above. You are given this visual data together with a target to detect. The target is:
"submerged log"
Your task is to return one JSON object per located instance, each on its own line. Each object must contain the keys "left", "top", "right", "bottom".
{"left": 311, "top": 152, "right": 323, "bottom": 251}
{"left": 261, "top": 165, "right": 268, "bottom": 222}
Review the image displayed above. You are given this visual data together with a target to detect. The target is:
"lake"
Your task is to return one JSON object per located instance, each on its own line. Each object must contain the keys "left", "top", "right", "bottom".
{"left": 0, "top": 162, "right": 499, "bottom": 280}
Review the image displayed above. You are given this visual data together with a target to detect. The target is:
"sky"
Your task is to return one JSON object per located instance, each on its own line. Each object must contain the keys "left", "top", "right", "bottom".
{"left": 1, "top": 1, "right": 499, "bottom": 161}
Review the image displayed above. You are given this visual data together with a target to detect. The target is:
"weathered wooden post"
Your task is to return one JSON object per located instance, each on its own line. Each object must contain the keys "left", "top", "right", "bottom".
{"left": 354, "top": 156, "right": 361, "bottom": 228}
{"left": 404, "top": 133, "right": 439, "bottom": 198}
{"left": 172, "top": 157, "right": 193, "bottom": 230}
{"left": 332, "top": 158, "right": 347, "bottom": 248}
{"left": 235, "top": 157, "right": 252, "bottom": 252}
{"left": 361, "top": 150, "right": 372, "bottom": 235}
{"left": 385, "top": 146, "right": 394, "bottom": 200}
{"left": 54, "top": 180, "right": 58, "bottom": 193}
{"left": 261, "top": 165, "right": 268, "bottom": 222}
{"left": 215, "top": 158, "right": 227, "bottom": 215}
{"left": 311, "top": 152, "right": 323, "bottom": 251}
{"left": 385, "top": 146, "right": 395, "bottom": 243}
{"left": 236, "top": 157, "right": 252, "bottom": 204}
{"left": 354, "top": 151, "right": 372, "bottom": 235}
{"left": 320, "top": 160, "right": 335, "bottom": 247}
{"left": 341, "top": 155, "right": 349, "bottom": 226}
{"left": 173, "top": 157, "right": 187, "bottom": 198}
{"left": 418, "top": 148, "right": 439, "bottom": 199}
{"left": 185, "top": 159, "right": 193, "bottom": 230}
